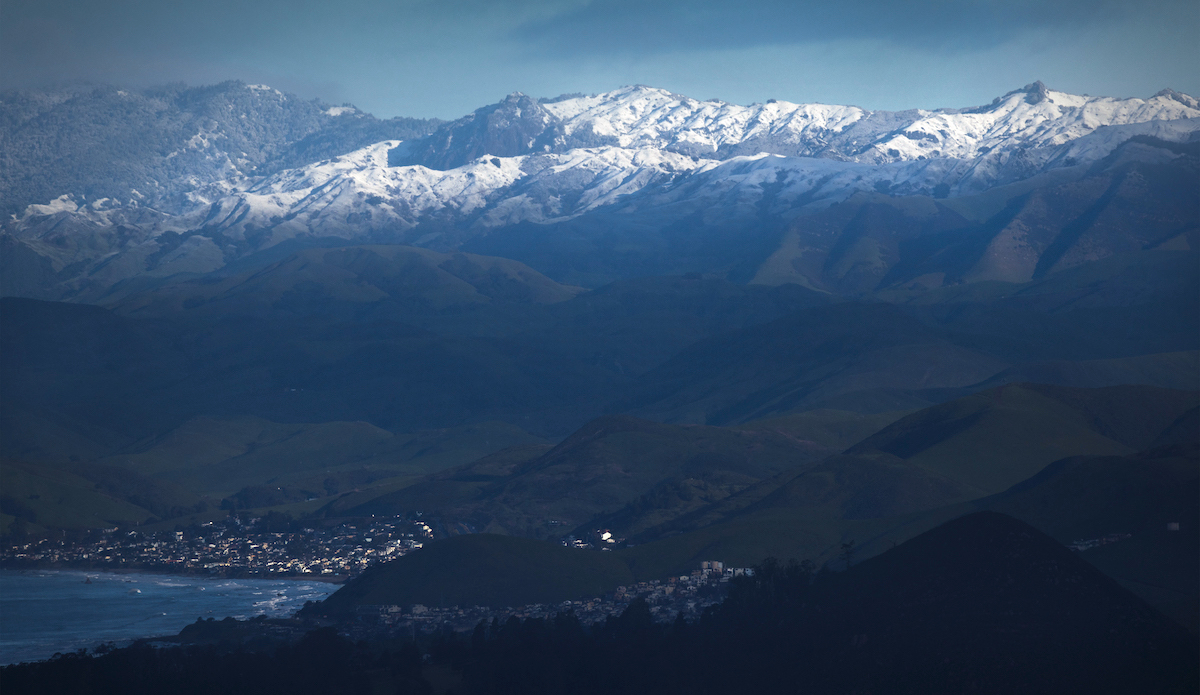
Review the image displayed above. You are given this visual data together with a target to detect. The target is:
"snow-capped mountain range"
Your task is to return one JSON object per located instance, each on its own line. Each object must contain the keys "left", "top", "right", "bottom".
{"left": 409, "top": 82, "right": 1199, "bottom": 168}
{"left": 3, "top": 81, "right": 1198, "bottom": 299}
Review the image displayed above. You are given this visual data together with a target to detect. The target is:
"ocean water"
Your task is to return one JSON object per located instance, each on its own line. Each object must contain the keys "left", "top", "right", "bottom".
{"left": 0, "top": 569, "right": 338, "bottom": 665}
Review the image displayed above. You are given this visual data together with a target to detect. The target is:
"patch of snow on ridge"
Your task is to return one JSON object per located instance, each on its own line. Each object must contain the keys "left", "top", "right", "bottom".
{"left": 539, "top": 84, "right": 1200, "bottom": 165}
{"left": 21, "top": 194, "right": 80, "bottom": 217}
{"left": 477, "top": 147, "right": 715, "bottom": 226}
{"left": 542, "top": 85, "right": 869, "bottom": 158}
{"left": 194, "top": 143, "right": 713, "bottom": 238}
{"left": 217, "top": 141, "right": 528, "bottom": 238}
{"left": 246, "top": 84, "right": 284, "bottom": 96}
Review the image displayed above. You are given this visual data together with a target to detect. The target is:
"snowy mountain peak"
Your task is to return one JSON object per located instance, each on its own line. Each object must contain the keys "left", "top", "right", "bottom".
{"left": 1154, "top": 88, "right": 1200, "bottom": 110}
{"left": 529, "top": 82, "right": 1200, "bottom": 165}
{"left": 5, "top": 81, "right": 1198, "bottom": 300}
{"left": 1021, "top": 80, "right": 1051, "bottom": 104}
{"left": 397, "top": 92, "right": 558, "bottom": 170}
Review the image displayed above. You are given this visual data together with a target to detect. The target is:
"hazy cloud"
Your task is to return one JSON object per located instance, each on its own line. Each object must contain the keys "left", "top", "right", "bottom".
{"left": 1, "top": 0, "right": 1196, "bottom": 118}
{"left": 514, "top": 0, "right": 1164, "bottom": 54}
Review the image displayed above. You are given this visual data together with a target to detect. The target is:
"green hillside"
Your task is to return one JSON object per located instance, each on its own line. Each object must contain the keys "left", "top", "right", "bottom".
{"left": 620, "top": 384, "right": 1190, "bottom": 549}
{"left": 750, "top": 150, "right": 1198, "bottom": 295}
{"left": 112, "top": 245, "right": 584, "bottom": 317}
{"left": 318, "top": 533, "right": 634, "bottom": 612}
{"left": 346, "top": 414, "right": 833, "bottom": 539}
{"left": 616, "top": 384, "right": 1197, "bottom": 581}
{"left": 0, "top": 408, "right": 548, "bottom": 532}
{"left": 848, "top": 383, "right": 1196, "bottom": 495}
{"left": 733, "top": 408, "right": 912, "bottom": 450}
{"left": 617, "top": 508, "right": 846, "bottom": 579}
{"left": 621, "top": 302, "right": 1011, "bottom": 424}
{"left": 0, "top": 294, "right": 625, "bottom": 449}
{"left": 512, "top": 275, "right": 832, "bottom": 377}
{"left": 617, "top": 447, "right": 1199, "bottom": 631}
{"left": 619, "top": 443, "right": 1198, "bottom": 597}
{"left": 314, "top": 443, "right": 553, "bottom": 522}
{"left": 101, "top": 416, "right": 544, "bottom": 501}
{"left": 973, "top": 351, "right": 1200, "bottom": 393}
{"left": 0, "top": 460, "right": 158, "bottom": 535}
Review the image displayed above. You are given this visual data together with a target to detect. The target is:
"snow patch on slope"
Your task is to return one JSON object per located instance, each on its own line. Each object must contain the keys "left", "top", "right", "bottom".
{"left": 539, "top": 84, "right": 1200, "bottom": 164}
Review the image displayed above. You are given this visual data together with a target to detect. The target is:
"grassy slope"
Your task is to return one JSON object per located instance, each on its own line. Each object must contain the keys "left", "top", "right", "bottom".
{"left": 733, "top": 408, "right": 912, "bottom": 450}
{"left": 619, "top": 448, "right": 1199, "bottom": 631}
{"left": 5, "top": 249, "right": 1194, "bottom": 532}
{"left": 318, "top": 444, "right": 552, "bottom": 522}
{"left": 320, "top": 533, "right": 634, "bottom": 611}
{"left": 623, "top": 249, "right": 1199, "bottom": 429}
{"left": 636, "top": 384, "right": 1179, "bottom": 550}
{"left": 750, "top": 148, "right": 1198, "bottom": 296}
{"left": 622, "top": 447, "right": 1197, "bottom": 580}
{"left": 850, "top": 383, "right": 1196, "bottom": 495}
{"left": 618, "top": 384, "right": 1198, "bottom": 578}
{"left": 111, "top": 245, "right": 584, "bottom": 317}
{"left": 511, "top": 276, "right": 832, "bottom": 377}
{"left": 973, "top": 350, "right": 1200, "bottom": 392}
{"left": 346, "top": 414, "right": 832, "bottom": 538}
{"left": 0, "top": 460, "right": 157, "bottom": 533}
{"left": 621, "top": 302, "right": 1012, "bottom": 425}
{"left": 848, "top": 385, "right": 1108, "bottom": 496}
{"left": 101, "top": 416, "right": 547, "bottom": 503}
{"left": 0, "top": 414, "right": 547, "bottom": 533}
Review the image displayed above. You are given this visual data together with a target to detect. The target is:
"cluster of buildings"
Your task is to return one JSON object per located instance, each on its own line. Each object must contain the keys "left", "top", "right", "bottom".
{"left": 345, "top": 560, "right": 753, "bottom": 639}
{"left": 1067, "top": 532, "right": 1132, "bottom": 552}
{"left": 0, "top": 515, "right": 432, "bottom": 578}
{"left": 4, "top": 515, "right": 764, "bottom": 640}
{"left": 561, "top": 527, "right": 623, "bottom": 550}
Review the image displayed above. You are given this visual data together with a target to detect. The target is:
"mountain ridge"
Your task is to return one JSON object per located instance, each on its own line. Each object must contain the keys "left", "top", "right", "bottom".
{"left": 4, "top": 81, "right": 1197, "bottom": 300}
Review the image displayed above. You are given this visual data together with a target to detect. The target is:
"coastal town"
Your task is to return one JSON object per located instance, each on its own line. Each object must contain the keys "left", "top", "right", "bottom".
{"left": 340, "top": 560, "right": 751, "bottom": 639}
{"left": 1, "top": 513, "right": 754, "bottom": 639}
{"left": 0, "top": 514, "right": 432, "bottom": 579}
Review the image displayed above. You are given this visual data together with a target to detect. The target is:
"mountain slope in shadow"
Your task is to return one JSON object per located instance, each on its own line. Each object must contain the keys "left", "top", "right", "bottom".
{"left": 791, "top": 511, "right": 1198, "bottom": 694}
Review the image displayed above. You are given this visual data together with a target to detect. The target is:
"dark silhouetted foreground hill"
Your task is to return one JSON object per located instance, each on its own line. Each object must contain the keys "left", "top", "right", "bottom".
{"left": 309, "top": 511, "right": 1198, "bottom": 693}
{"left": 5, "top": 512, "right": 1192, "bottom": 694}
{"left": 792, "top": 511, "right": 1196, "bottom": 694}
{"left": 316, "top": 533, "right": 634, "bottom": 612}
{"left": 448, "top": 512, "right": 1197, "bottom": 694}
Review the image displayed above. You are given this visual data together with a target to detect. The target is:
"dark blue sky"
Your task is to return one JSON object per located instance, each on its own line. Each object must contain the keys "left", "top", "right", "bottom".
{"left": 3, "top": 0, "right": 1197, "bottom": 118}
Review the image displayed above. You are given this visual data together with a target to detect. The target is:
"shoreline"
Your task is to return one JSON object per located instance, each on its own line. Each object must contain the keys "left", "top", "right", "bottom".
{"left": 0, "top": 565, "right": 347, "bottom": 584}
{"left": 0, "top": 568, "right": 343, "bottom": 666}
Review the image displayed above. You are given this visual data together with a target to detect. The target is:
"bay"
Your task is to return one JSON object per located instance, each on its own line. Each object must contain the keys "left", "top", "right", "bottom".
{"left": 0, "top": 569, "right": 338, "bottom": 665}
